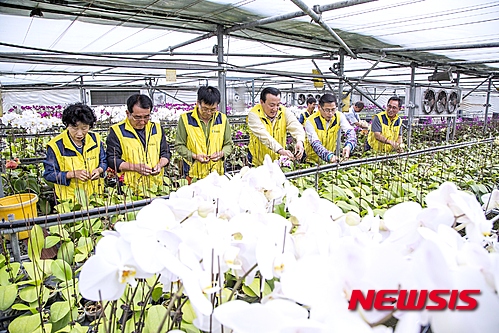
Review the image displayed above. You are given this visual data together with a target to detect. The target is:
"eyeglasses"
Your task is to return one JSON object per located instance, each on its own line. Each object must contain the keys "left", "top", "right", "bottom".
{"left": 199, "top": 106, "right": 218, "bottom": 113}
{"left": 130, "top": 114, "right": 151, "bottom": 121}
{"left": 322, "top": 107, "right": 337, "bottom": 113}
{"left": 387, "top": 105, "right": 400, "bottom": 110}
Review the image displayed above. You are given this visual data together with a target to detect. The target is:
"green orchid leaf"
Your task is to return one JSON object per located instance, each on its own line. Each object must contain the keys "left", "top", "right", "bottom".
{"left": 44, "top": 236, "right": 60, "bottom": 249}
{"left": 0, "top": 284, "right": 18, "bottom": 311}
{"left": 51, "top": 259, "right": 73, "bottom": 282}
{"left": 11, "top": 303, "right": 33, "bottom": 311}
{"left": 8, "top": 314, "right": 41, "bottom": 333}
{"left": 144, "top": 305, "right": 168, "bottom": 333}
{"left": 19, "top": 285, "right": 38, "bottom": 303}
{"left": 50, "top": 301, "right": 71, "bottom": 323}
{"left": 0, "top": 262, "right": 20, "bottom": 286}
{"left": 57, "top": 241, "right": 75, "bottom": 265}
{"left": 27, "top": 225, "right": 45, "bottom": 262}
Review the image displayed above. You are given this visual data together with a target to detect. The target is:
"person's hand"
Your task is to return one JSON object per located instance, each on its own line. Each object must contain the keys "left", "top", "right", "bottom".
{"left": 396, "top": 143, "right": 405, "bottom": 153}
{"left": 328, "top": 155, "right": 339, "bottom": 163}
{"left": 134, "top": 163, "right": 153, "bottom": 176}
{"left": 151, "top": 164, "right": 163, "bottom": 176}
{"left": 294, "top": 141, "right": 304, "bottom": 160}
{"left": 193, "top": 153, "right": 210, "bottom": 163}
{"left": 210, "top": 151, "right": 224, "bottom": 162}
{"left": 70, "top": 170, "right": 91, "bottom": 181}
{"left": 90, "top": 167, "right": 103, "bottom": 180}
{"left": 342, "top": 146, "right": 351, "bottom": 160}
{"left": 278, "top": 148, "right": 295, "bottom": 159}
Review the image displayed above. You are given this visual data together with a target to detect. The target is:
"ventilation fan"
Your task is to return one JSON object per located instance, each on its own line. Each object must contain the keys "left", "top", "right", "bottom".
{"left": 436, "top": 90, "right": 448, "bottom": 114}
{"left": 448, "top": 90, "right": 459, "bottom": 113}
{"left": 422, "top": 89, "right": 435, "bottom": 114}
{"left": 297, "top": 94, "right": 306, "bottom": 105}
{"left": 315, "top": 94, "right": 321, "bottom": 101}
{"left": 307, "top": 94, "right": 314, "bottom": 100}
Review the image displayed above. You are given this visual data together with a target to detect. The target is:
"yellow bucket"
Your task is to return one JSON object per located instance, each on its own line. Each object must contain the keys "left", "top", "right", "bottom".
{"left": 0, "top": 193, "right": 39, "bottom": 240}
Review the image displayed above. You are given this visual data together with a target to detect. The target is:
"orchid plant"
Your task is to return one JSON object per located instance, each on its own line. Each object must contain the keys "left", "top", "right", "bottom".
{"left": 9, "top": 155, "right": 490, "bottom": 333}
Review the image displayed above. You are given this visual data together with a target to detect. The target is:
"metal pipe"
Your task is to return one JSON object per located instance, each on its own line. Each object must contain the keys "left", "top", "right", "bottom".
{"left": 163, "top": 32, "right": 217, "bottom": 53}
{"left": 379, "top": 42, "right": 499, "bottom": 53}
{"left": 217, "top": 25, "right": 227, "bottom": 114}
{"left": 290, "top": 0, "right": 356, "bottom": 59}
{"left": 345, "top": 54, "right": 385, "bottom": 95}
{"left": 0, "top": 55, "right": 224, "bottom": 71}
{"left": 407, "top": 63, "right": 416, "bottom": 149}
{"left": 0, "top": 196, "right": 168, "bottom": 232}
{"left": 224, "top": 0, "right": 376, "bottom": 34}
{"left": 452, "top": 72, "right": 461, "bottom": 140}
{"left": 338, "top": 74, "right": 385, "bottom": 110}
{"left": 462, "top": 75, "right": 493, "bottom": 100}
{"left": 311, "top": 60, "right": 334, "bottom": 91}
{"left": 483, "top": 77, "right": 493, "bottom": 133}
{"left": 284, "top": 138, "right": 493, "bottom": 180}
{"left": 336, "top": 49, "right": 346, "bottom": 157}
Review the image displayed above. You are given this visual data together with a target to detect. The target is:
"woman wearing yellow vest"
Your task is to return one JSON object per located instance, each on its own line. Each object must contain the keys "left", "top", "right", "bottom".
{"left": 175, "top": 86, "right": 233, "bottom": 181}
{"left": 304, "top": 93, "right": 357, "bottom": 164}
{"left": 247, "top": 87, "right": 305, "bottom": 167}
{"left": 366, "top": 96, "right": 404, "bottom": 153}
{"left": 43, "top": 103, "right": 107, "bottom": 202}
{"left": 106, "top": 94, "right": 171, "bottom": 194}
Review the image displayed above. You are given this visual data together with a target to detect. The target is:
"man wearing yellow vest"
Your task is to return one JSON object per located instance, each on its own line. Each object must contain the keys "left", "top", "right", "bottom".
{"left": 43, "top": 103, "right": 107, "bottom": 202}
{"left": 106, "top": 94, "right": 171, "bottom": 194}
{"left": 248, "top": 87, "right": 305, "bottom": 166}
{"left": 298, "top": 96, "right": 317, "bottom": 125}
{"left": 304, "top": 93, "right": 357, "bottom": 164}
{"left": 175, "top": 86, "right": 233, "bottom": 181}
{"left": 366, "top": 96, "right": 404, "bottom": 153}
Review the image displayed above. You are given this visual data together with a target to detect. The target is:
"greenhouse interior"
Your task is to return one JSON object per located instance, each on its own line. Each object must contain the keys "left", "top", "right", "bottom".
{"left": 0, "top": 0, "right": 498, "bottom": 332}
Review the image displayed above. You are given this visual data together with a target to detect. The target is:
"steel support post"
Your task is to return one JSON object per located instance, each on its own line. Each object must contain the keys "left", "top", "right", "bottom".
{"left": 217, "top": 25, "right": 227, "bottom": 114}
{"left": 452, "top": 72, "right": 461, "bottom": 140}
{"left": 79, "top": 76, "right": 86, "bottom": 104}
{"left": 336, "top": 49, "right": 345, "bottom": 157}
{"left": 10, "top": 233, "right": 21, "bottom": 262}
{"left": 407, "top": 63, "right": 416, "bottom": 150}
{"left": 483, "top": 77, "right": 493, "bottom": 134}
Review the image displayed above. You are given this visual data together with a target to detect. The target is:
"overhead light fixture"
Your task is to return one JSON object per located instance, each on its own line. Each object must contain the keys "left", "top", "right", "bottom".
{"left": 29, "top": 8, "right": 43, "bottom": 17}
{"left": 428, "top": 68, "right": 453, "bottom": 82}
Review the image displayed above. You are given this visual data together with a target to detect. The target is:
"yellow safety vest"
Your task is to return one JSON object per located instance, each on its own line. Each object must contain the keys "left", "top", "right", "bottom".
{"left": 110, "top": 119, "right": 163, "bottom": 193}
{"left": 47, "top": 130, "right": 104, "bottom": 201}
{"left": 181, "top": 107, "right": 227, "bottom": 179}
{"left": 305, "top": 111, "right": 340, "bottom": 164}
{"left": 300, "top": 110, "right": 311, "bottom": 124}
{"left": 367, "top": 111, "right": 402, "bottom": 153}
{"left": 248, "top": 104, "right": 287, "bottom": 167}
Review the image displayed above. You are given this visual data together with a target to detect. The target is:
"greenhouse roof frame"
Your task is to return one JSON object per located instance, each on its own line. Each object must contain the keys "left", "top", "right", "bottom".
{"left": 0, "top": 0, "right": 498, "bottom": 92}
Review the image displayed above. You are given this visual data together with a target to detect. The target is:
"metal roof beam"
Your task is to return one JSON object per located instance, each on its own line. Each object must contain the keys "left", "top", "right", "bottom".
{"left": 224, "top": 0, "right": 377, "bottom": 34}
{"left": 290, "top": 0, "right": 356, "bottom": 59}
{"left": 377, "top": 42, "right": 499, "bottom": 53}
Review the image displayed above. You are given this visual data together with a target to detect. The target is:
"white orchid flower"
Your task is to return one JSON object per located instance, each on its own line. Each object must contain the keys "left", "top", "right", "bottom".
{"left": 481, "top": 189, "right": 499, "bottom": 210}
{"left": 214, "top": 299, "right": 326, "bottom": 333}
{"left": 79, "top": 235, "right": 152, "bottom": 301}
{"left": 255, "top": 213, "right": 294, "bottom": 281}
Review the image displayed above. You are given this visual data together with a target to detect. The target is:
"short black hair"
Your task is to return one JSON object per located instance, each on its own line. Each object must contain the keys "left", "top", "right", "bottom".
{"left": 126, "top": 94, "right": 153, "bottom": 113}
{"left": 260, "top": 87, "right": 281, "bottom": 102}
{"left": 354, "top": 101, "right": 365, "bottom": 109}
{"left": 306, "top": 97, "right": 317, "bottom": 105}
{"left": 319, "top": 93, "right": 337, "bottom": 107}
{"left": 387, "top": 96, "right": 402, "bottom": 108}
{"left": 197, "top": 86, "right": 221, "bottom": 105}
{"left": 61, "top": 103, "right": 97, "bottom": 128}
